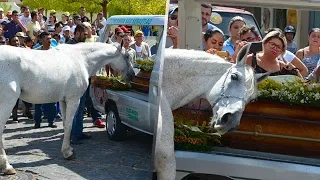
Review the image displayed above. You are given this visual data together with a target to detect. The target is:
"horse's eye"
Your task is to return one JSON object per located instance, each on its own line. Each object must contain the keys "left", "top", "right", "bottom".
{"left": 231, "top": 73, "right": 238, "bottom": 81}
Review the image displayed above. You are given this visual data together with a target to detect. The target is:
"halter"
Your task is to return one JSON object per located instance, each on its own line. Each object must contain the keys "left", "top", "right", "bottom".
{"left": 214, "top": 66, "right": 248, "bottom": 105}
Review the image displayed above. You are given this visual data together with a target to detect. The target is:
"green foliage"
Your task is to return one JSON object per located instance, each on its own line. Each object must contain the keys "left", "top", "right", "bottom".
{"left": 258, "top": 78, "right": 320, "bottom": 107}
{"left": 22, "top": 0, "right": 103, "bottom": 13}
{"left": 108, "top": 0, "right": 166, "bottom": 16}
{"left": 0, "top": 3, "right": 12, "bottom": 13}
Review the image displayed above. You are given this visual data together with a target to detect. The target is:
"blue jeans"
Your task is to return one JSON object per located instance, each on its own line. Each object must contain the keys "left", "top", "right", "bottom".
{"left": 14, "top": 99, "right": 32, "bottom": 109}
{"left": 43, "top": 102, "right": 60, "bottom": 116}
{"left": 71, "top": 93, "right": 86, "bottom": 137}
{"left": 85, "top": 87, "right": 102, "bottom": 123}
{"left": 34, "top": 103, "right": 56, "bottom": 124}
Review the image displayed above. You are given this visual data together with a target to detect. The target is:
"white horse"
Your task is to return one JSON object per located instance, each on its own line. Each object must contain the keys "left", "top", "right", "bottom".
{"left": 154, "top": 43, "right": 269, "bottom": 180}
{"left": 0, "top": 42, "right": 135, "bottom": 175}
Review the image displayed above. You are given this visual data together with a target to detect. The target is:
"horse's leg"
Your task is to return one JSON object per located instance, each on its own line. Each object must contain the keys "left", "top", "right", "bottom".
{"left": 61, "top": 98, "right": 80, "bottom": 159}
{"left": 0, "top": 86, "right": 20, "bottom": 174}
{"left": 154, "top": 95, "right": 176, "bottom": 180}
{"left": 59, "top": 101, "right": 66, "bottom": 126}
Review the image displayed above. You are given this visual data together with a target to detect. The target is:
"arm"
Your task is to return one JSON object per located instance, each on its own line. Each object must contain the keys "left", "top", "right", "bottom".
{"left": 290, "top": 56, "right": 308, "bottom": 77}
{"left": 26, "top": 22, "right": 31, "bottom": 37}
{"left": 246, "top": 54, "right": 253, "bottom": 66}
{"left": 231, "top": 41, "right": 247, "bottom": 63}
{"left": 295, "top": 48, "right": 304, "bottom": 61}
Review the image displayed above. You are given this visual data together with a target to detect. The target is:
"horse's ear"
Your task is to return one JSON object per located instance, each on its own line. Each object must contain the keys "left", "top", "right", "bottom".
{"left": 236, "top": 42, "right": 251, "bottom": 66}
{"left": 255, "top": 72, "right": 270, "bottom": 83}
{"left": 120, "top": 39, "right": 124, "bottom": 49}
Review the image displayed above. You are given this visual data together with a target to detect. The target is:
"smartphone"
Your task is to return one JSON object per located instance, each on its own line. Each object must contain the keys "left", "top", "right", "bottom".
{"left": 216, "top": 51, "right": 230, "bottom": 59}
{"left": 249, "top": 41, "right": 263, "bottom": 54}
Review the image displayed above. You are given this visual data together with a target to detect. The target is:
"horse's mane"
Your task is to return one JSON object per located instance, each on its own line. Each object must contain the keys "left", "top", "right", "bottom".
{"left": 164, "top": 48, "right": 233, "bottom": 77}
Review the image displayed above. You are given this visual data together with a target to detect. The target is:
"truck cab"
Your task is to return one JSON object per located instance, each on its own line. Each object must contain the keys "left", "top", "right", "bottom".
{"left": 90, "top": 15, "right": 166, "bottom": 140}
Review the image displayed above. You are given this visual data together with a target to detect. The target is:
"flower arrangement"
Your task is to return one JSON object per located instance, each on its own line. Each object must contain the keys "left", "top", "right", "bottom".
{"left": 173, "top": 108, "right": 221, "bottom": 152}
{"left": 134, "top": 59, "right": 155, "bottom": 72}
{"left": 257, "top": 77, "right": 320, "bottom": 107}
{"left": 91, "top": 75, "right": 131, "bottom": 91}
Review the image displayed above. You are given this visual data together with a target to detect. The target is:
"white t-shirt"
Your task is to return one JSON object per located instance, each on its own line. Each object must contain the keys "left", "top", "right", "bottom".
{"left": 279, "top": 50, "right": 295, "bottom": 63}
{"left": 19, "top": 15, "right": 31, "bottom": 27}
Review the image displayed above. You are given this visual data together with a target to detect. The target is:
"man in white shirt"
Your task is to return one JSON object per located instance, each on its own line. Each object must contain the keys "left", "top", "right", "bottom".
{"left": 94, "top": 12, "right": 107, "bottom": 36}
{"left": 26, "top": 11, "right": 41, "bottom": 40}
{"left": 0, "top": 8, "right": 8, "bottom": 24}
{"left": 19, "top": 6, "right": 31, "bottom": 28}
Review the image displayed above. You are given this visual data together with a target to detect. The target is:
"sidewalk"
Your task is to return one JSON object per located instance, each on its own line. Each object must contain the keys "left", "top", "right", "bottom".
{"left": 3, "top": 112, "right": 153, "bottom": 180}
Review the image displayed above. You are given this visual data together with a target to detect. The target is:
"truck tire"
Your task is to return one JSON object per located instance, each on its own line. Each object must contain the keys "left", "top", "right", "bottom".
{"left": 105, "top": 101, "right": 127, "bottom": 141}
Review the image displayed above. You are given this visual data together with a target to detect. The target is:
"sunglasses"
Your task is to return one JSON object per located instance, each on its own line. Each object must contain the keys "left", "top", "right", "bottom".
{"left": 170, "top": 15, "right": 178, "bottom": 20}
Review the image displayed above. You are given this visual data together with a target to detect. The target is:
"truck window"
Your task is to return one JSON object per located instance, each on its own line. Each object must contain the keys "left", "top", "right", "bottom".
{"left": 210, "top": 12, "right": 261, "bottom": 40}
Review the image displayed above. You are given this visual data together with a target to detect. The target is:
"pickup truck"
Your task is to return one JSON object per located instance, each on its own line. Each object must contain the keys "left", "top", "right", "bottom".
{"left": 90, "top": 15, "right": 165, "bottom": 140}
{"left": 172, "top": 1, "right": 320, "bottom": 180}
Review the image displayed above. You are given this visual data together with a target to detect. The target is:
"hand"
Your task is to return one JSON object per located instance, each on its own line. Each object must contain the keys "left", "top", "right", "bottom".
{"left": 167, "top": 26, "right": 178, "bottom": 39}
{"left": 234, "top": 40, "right": 248, "bottom": 53}
{"left": 206, "top": 48, "right": 217, "bottom": 55}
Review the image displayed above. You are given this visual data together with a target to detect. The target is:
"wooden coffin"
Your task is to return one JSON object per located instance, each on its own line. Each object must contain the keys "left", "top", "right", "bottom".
{"left": 221, "top": 101, "right": 320, "bottom": 158}
{"left": 131, "top": 70, "right": 151, "bottom": 93}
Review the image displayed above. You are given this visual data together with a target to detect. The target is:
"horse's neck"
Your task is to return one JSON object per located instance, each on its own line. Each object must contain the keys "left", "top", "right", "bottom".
{"left": 163, "top": 49, "right": 233, "bottom": 109}
{"left": 77, "top": 44, "right": 119, "bottom": 76}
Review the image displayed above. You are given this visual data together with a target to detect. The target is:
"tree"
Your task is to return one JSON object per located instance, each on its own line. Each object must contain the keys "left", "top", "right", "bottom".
{"left": 107, "top": 0, "right": 166, "bottom": 17}
{"left": 0, "top": 2, "right": 12, "bottom": 14}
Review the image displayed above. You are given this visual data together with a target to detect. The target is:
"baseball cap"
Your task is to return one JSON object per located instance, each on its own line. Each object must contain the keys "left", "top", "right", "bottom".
{"left": 63, "top": 12, "right": 70, "bottom": 16}
{"left": 169, "top": 5, "right": 178, "bottom": 15}
{"left": 50, "top": 9, "right": 56, "bottom": 14}
{"left": 119, "top": 25, "right": 130, "bottom": 33}
{"left": 74, "top": 14, "right": 81, "bottom": 20}
{"left": 16, "top": 32, "right": 27, "bottom": 38}
{"left": 62, "top": 26, "right": 71, "bottom": 32}
{"left": 115, "top": 27, "right": 123, "bottom": 34}
{"left": 83, "top": 22, "right": 91, "bottom": 28}
{"left": 0, "top": 8, "right": 3, "bottom": 12}
{"left": 134, "top": 30, "right": 143, "bottom": 36}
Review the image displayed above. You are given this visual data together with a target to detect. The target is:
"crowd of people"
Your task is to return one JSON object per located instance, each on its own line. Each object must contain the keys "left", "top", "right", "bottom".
{"left": 0, "top": 5, "right": 157, "bottom": 144}
{"left": 166, "top": 4, "right": 320, "bottom": 80}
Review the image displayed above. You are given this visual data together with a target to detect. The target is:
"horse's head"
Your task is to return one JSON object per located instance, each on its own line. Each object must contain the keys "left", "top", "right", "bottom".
{"left": 209, "top": 43, "right": 269, "bottom": 135}
{"left": 111, "top": 41, "right": 135, "bottom": 82}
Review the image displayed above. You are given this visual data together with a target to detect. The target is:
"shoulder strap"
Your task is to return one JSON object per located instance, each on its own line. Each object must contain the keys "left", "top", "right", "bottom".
{"left": 302, "top": 48, "right": 305, "bottom": 59}
{"left": 251, "top": 53, "right": 257, "bottom": 68}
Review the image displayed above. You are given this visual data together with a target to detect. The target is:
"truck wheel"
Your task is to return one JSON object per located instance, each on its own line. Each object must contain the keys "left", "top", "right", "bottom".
{"left": 106, "top": 101, "right": 127, "bottom": 141}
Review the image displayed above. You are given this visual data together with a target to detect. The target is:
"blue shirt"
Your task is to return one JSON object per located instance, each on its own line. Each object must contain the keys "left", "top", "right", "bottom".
{"left": 33, "top": 39, "right": 58, "bottom": 49}
{"left": 222, "top": 38, "right": 235, "bottom": 57}
{"left": 3, "top": 21, "right": 22, "bottom": 39}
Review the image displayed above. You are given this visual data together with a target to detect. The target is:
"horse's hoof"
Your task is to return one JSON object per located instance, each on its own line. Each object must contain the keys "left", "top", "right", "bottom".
{"left": 4, "top": 168, "right": 16, "bottom": 175}
{"left": 65, "top": 152, "right": 76, "bottom": 160}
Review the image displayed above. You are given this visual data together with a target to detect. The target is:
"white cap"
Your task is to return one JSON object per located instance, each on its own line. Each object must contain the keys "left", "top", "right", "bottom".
{"left": 0, "top": 8, "right": 3, "bottom": 12}
{"left": 62, "top": 25, "right": 71, "bottom": 32}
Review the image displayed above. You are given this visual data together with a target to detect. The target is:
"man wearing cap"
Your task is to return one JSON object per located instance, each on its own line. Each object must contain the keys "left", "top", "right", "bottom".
{"left": 19, "top": 6, "right": 31, "bottom": 28}
{"left": 4, "top": 10, "right": 27, "bottom": 39}
{"left": 166, "top": 5, "right": 178, "bottom": 48}
{"left": 26, "top": 11, "right": 41, "bottom": 40}
{"left": 130, "top": 30, "right": 151, "bottom": 59}
{"left": 16, "top": 32, "right": 27, "bottom": 47}
{"left": 111, "top": 27, "right": 124, "bottom": 43}
{"left": 61, "top": 25, "right": 71, "bottom": 43}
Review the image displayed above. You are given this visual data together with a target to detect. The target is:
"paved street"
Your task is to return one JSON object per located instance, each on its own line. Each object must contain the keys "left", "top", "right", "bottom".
{"left": 1, "top": 110, "right": 154, "bottom": 180}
